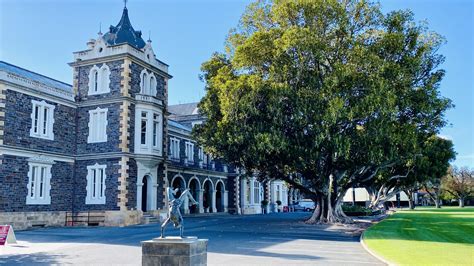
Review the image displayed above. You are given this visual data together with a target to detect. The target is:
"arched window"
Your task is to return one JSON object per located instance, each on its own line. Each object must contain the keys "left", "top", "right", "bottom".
{"left": 94, "top": 71, "right": 98, "bottom": 92}
{"left": 149, "top": 75, "right": 157, "bottom": 96}
{"left": 88, "top": 64, "right": 110, "bottom": 95}
{"left": 140, "top": 70, "right": 149, "bottom": 94}
{"left": 99, "top": 65, "right": 110, "bottom": 92}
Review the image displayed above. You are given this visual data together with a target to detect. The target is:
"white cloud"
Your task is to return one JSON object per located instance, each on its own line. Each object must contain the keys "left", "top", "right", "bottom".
{"left": 437, "top": 134, "right": 453, "bottom": 140}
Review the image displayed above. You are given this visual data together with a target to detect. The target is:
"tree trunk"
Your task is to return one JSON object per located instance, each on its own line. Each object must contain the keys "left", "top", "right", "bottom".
{"left": 459, "top": 197, "right": 465, "bottom": 208}
{"left": 325, "top": 175, "right": 352, "bottom": 224}
{"left": 405, "top": 190, "right": 415, "bottom": 210}
{"left": 305, "top": 194, "right": 322, "bottom": 224}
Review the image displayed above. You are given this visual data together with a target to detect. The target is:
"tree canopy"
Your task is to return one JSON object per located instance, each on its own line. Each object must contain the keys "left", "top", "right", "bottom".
{"left": 194, "top": 0, "right": 452, "bottom": 223}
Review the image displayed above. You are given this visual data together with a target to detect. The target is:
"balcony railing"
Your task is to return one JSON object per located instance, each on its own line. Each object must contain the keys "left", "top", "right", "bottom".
{"left": 135, "top": 94, "right": 163, "bottom": 106}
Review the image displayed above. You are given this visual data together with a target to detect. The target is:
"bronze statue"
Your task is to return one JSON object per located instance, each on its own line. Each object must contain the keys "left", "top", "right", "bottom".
{"left": 160, "top": 187, "right": 198, "bottom": 238}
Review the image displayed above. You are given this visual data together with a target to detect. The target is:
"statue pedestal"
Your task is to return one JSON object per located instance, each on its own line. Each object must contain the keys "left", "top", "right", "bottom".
{"left": 142, "top": 237, "right": 208, "bottom": 266}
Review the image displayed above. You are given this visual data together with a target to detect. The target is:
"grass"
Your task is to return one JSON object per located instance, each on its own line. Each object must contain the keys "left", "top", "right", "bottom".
{"left": 363, "top": 207, "right": 474, "bottom": 265}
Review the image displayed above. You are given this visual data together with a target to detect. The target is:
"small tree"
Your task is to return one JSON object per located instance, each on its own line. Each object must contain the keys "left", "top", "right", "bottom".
{"left": 442, "top": 167, "right": 474, "bottom": 207}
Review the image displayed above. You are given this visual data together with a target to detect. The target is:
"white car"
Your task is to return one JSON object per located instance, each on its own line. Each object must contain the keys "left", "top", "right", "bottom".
{"left": 293, "top": 200, "right": 316, "bottom": 212}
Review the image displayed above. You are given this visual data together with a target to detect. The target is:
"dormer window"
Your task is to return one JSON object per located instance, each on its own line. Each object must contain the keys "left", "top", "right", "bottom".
{"left": 88, "top": 64, "right": 110, "bottom": 95}
{"left": 140, "top": 69, "right": 157, "bottom": 96}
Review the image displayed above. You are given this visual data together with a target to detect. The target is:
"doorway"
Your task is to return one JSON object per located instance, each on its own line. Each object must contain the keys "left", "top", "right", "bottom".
{"left": 141, "top": 176, "right": 148, "bottom": 212}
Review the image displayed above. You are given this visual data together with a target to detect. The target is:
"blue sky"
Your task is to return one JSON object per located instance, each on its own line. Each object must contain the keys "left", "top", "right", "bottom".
{"left": 0, "top": 0, "right": 472, "bottom": 167}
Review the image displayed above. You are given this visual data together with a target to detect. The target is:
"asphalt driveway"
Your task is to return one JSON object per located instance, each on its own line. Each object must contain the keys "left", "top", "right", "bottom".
{"left": 0, "top": 212, "right": 383, "bottom": 265}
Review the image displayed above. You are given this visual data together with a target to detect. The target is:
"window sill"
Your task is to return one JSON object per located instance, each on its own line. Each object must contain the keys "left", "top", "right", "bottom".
{"left": 88, "top": 90, "right": 110, "bottom": 96}
{"left": 86, "top": 198, "right": 106, "bottom": 205}
{"left": 26, "top": 198, "right": 51, "bottom": 205}
{"left": 87, "top": 139, "right": 108, "bottom": 144}
{"left": 30, "top": 133, "right": 54, "bottom": 141}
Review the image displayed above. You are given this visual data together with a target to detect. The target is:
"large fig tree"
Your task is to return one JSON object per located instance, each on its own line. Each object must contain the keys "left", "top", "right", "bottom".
{"left": 194, "top": 0, "right": 451, "bottom": 223}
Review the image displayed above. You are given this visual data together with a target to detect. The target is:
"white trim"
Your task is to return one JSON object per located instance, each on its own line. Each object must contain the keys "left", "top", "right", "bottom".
{"left": 29, "top": 99, "right": 55, "bottom": 140}
{"left": 88, "top": 64, "right": 111, "bottom": 95}
{"left": 185, "top": 141, "right": 194, "bottom": 164}
{"left": 139, "top": 69, "right": 148, "bottom": 94}
{"left": 202, "top": 178, "right": 215, "bottom": 192}
{"left": 86, "top": 163, "right": 107, "bottom": 205}
{"left": 0, "top": 146, "right": 74, "bottom": 163}
{"left": 87, "top": 107, "right": 108, "bottom": 143}
{"left": 169, "top": 137, "right": 180, "bottom": 161}
{"left": 73, "top": 42, "right": 169, "bottom": 74}
{"left": 165, "top": 167, "right": 229, "bottom": 179}
{"left": 171, "top": 174, "right": 187, "bottom": 189}
{"left": 134, "top": 107, "right": 163, "bottom": 156}
{"left": 26, "top": 161, "right": 53, "bottom": 205}
{"left": 187, "top": 176, "right": 202, "bottom": 189}
{"left": 215, "top": 179, "right": 225, "bottom": 192}
{"left": 149, "top": 73, "right": 157, "bottom": 96}
{"left": 0, "top": 71, "right": 74, "bottom": 102}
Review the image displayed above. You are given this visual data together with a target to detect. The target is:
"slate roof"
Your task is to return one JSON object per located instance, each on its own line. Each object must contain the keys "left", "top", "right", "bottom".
{"left": 168, "top": 103, "right": 199, "bottom": 116}
{"left": 0, "top": 61, "right": 72, "bottom": 92}
{"left": 169, "top": 119, "right": 192, "bottom": 132}
{"left": 102, "top": 7, "right": 146, "bottom": 49}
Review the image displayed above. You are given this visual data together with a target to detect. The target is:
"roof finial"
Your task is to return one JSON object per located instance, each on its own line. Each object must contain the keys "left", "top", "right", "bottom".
{"left": 147, "top": 30, "right": 152, "bottom": 43}
{"left": 98, "top": 22, "right": 102, "bottom": 35}
{"left": 124, "top": 0, "right": 128, "bottom": 8}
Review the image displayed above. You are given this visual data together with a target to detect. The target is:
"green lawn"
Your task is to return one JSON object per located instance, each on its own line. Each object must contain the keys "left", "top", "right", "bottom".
{"left": 363, "top": 207, "right": 474, "bottom": 265}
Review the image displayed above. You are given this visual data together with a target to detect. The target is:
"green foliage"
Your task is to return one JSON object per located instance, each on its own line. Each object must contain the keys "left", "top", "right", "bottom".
{"left": 194, "top": 0, "right": 452, "bottom": 213}
{"left": 441, "top": 167, "right": 474, "bottom": 203}
{"left": 342, "top": 204, "right": 372, "bottom": 214}
{"left": 261, "top": 200, "right": 269, "bottom": 206}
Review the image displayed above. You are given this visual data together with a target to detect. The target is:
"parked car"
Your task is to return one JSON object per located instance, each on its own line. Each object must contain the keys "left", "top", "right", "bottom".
{"left": 292, "top": 200, "right": 316, "bottom": 212}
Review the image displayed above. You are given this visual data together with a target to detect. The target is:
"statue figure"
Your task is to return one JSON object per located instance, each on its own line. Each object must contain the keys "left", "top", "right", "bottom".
{"left": 160, "top": 187, "right": 198, "bottom": 238}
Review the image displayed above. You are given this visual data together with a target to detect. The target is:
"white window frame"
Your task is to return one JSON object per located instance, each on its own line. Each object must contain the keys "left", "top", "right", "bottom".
{"left": 170, "top": 137, "right": 180, "bottom": 160}
{"left": 140, "top": 69, "right": 158, "bottom": 97}
{"left": 140, "top": 111, "right": 148, "bottom": 146}
{"left": 134, "top": 107, "right": 163, "bottom": 155}
{"left": 87, "top": 107, "right": 108, "bottom": 143}
{"left": 149, "top": 73, "right": 157, "bottom": 96}
{"left": 253, "top": 181, "right": 260, "bottom": 204}
{"left": 140, "top": 69, "right": 149, "bottom": 95}
{"left": 26, "top": 162, "right": 52, "bottom": 205}
{"left": 86, "top": 163, "right": 107, "bottom": 204}
{"left": 30, "top": 100, "right": 55, "bottom": 140}
{"left": 88, "top": 64, "right": 111, "bottom": 95}
{"left": 185, "top": 141, "right": 194, "bottom": 163}
{"left": 152, "top": 113, "right": 160, "bottom": 150}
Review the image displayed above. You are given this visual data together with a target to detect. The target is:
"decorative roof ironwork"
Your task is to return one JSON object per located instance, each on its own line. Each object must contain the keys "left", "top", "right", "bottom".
{"left": 102, "top": 7, "right": 146, "bottom": 49}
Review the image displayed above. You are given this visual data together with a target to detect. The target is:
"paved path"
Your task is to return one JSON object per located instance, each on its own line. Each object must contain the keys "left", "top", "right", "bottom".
{"left": 0, "top": 212, "right": 383, "bottom": 265}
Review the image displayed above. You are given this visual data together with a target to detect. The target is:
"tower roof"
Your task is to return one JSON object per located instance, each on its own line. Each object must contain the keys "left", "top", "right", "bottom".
{"left": 102, "top": 7, "right": 146, "bottom": 49}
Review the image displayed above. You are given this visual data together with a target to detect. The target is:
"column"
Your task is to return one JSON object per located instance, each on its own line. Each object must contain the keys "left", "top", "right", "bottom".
{"left": 224, "top": 190, "right": 229, "bottom": 212}
{"left": 183, "top": 194, "right": 190, "bottom": 214}
{"left": 211, "top": 190, "right": 217, "bottom": 213}
{"left": 240, "top": 178, "right": 247, "bottom": 213}
{"left": 249, "top": 178, "right": 255, "bottom": 206}
{"left": 198, "top": 189, "right": 204, "bottom": 214}
{"left": 137, "top": 183, "right": 143, "bottom": 211}
{"left": 265, "top": 180, "right": 271, "bottom": 214}
{"left": 152, "top": 184, "right": 159, "bottom": 210}
{"left": 234, "top": 176, "right": 241, "bottom": 214}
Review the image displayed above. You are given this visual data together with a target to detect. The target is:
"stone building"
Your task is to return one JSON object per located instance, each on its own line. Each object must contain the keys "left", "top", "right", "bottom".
{"left": 0, "top": 6, "right": 293, "bottom": 230}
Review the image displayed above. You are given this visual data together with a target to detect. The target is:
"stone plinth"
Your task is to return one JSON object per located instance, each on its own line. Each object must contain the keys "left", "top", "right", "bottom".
{"left": 142, "top": 237, "right": 208, "bottom": 266}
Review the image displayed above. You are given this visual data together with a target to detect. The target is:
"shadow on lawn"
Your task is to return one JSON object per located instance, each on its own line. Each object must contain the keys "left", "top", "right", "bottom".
{"left": 365, "top": 209, "right": 474, "bottom": 245}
